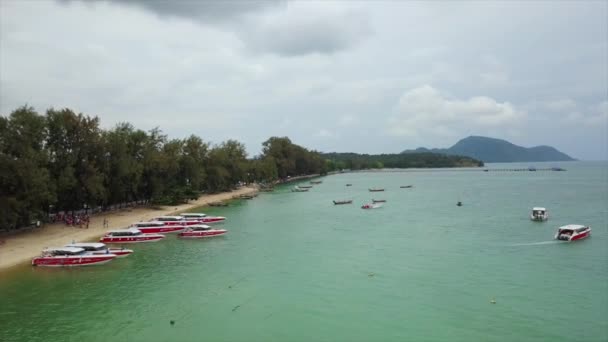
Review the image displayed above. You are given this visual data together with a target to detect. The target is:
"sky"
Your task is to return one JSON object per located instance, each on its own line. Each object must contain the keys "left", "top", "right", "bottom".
{"left": 1, "top": 0, "right": 606, "bottom": 159}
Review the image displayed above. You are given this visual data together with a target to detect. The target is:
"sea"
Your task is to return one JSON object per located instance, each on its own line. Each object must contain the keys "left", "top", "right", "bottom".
{"left": 0, "top": 161, "right": 606, "bottom": 342}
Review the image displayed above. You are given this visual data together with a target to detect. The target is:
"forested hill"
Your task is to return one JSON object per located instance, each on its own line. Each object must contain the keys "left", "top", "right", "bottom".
{"left": 322, "top": 152, "right": 483, "bottom": 170}
{"left": 402, "top": 136, "right": 575, "bottom": 163}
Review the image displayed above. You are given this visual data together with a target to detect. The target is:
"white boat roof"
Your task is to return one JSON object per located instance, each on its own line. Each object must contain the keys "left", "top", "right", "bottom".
{"left": 132, "top": 221, "right": 164, "bottom": 226}
{"left": 66, "top": 242, "right": 106, "bottom": 248}
{"left": 558, "top": 224, "right": 587, "bottom": 230}
{"left": 108, "top": 228, "right": 141, "bottom": 234}
{"left": 532, "top": 207, "right": 546, "bottom": 211}
{"left": 181, "top": 213, "right": 207, "bottom": 217}
{"left": 189, "top": 224, "right": 211, "bottom": 229}
{"left": 155, "top": 216, "right": 183, "bottom": 220}
{"left": 46, "top": 247, "right": 85, "bottom": 253}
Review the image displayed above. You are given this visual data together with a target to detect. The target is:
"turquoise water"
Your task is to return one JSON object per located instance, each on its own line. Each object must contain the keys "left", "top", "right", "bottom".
{"left": 1, "top": 161, "right": 607, "bottom": 342}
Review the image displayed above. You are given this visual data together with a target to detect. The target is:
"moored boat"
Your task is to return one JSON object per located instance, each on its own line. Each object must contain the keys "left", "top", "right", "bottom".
{"left": 555, "top": 225, "right": 591, "bottom": 242}
{"left": 530, "top": 207, "right": 549, "bottom": 221}
{"left": 130, "top": 221, "right": 187, "bottom": 233}
{"left": 100, "top": 228, "right": 165, "bottom": 243}
{"left": 178, "top": 225, "right": 227, "bottom": 238}
{"left": 310, "top": 180, "right": 322, "bottom": 184}
{"left": 65, "top": 242, "right": 133, "bottom": 258}
{"left": 369, "top": 188, "right": 385, "bottom": 192}
{"left": 362, "top": 203, "right": 383, "bottom": 209}
{"left": 292, "top": 186, "right": 309, "bottom": 192}
{"left": 179, "top": 213, "right": 226, "bottom": 224}
{"left": 32, "top": 247, "right": 116, "bottom": 267}
{"left": 333, "top": 200, "right": 353, "bottom": 205}
{"left": 298, "top": 185, "right": 313, "bottom": 189}
{"left": 151, "top": 216, "right": 200, "bottom": 226}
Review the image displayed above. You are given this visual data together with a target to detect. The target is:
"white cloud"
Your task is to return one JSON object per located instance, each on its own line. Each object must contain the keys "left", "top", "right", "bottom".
{"left": 388, "top": 85, "right": 525, "bottom": 138}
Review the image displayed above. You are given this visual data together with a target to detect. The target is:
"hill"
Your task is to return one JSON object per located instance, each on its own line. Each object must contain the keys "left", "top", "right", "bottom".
{"left": 402, "top": 136, "right": 575, "bottom": 163}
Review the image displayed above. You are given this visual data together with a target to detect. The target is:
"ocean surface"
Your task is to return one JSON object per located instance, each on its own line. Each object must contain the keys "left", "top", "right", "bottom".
{"left": 1, "top": 161, "right": 607, "bottom": 342}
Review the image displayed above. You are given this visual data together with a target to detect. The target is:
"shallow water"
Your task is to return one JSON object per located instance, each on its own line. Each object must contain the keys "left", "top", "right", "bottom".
{"left": 1, "top": 161, "right": 607, "bottom": 342}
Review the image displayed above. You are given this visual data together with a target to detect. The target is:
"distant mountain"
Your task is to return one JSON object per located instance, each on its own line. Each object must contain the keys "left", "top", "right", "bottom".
{"left": 402, "top": 136, "right": 576, "bottom": 163}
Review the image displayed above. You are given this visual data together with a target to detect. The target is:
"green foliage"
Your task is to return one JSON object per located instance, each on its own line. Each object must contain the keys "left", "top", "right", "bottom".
{"left": 322, "top": 152, "right": 483, "bottom": 170}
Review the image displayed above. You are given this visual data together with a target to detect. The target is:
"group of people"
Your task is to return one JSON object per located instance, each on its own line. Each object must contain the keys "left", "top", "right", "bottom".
{"left": 51, "top": 213, "right": 91, "bottom": 228}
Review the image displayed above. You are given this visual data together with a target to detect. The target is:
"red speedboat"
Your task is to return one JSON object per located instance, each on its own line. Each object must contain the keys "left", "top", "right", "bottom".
{"left": 100, "top": 228, "right": 165, "bottom": 244}
{"left": 151, "top": 216, "right": 200, "bottom": 226}
{"left": 130, "top": 221, "right": 186, "bottom": 233}
{"left": 555, "top": 225, "right": 591, "bottom": 242}
{"left": 32, "top": 247, "right": 116, "bottom": 267}
{"left": 180, "top": 213, "right": 226, "bottom": 224}
{"left": 178, "top": 224, "right": 227, "bottom": 238}
{"left": 65, "top": 242, "right": 133, "bottom": 258}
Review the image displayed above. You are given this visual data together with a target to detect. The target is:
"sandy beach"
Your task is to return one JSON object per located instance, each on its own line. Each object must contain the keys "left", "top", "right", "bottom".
{"left": 0, "top": 186, "right": 258, "bottom": 270}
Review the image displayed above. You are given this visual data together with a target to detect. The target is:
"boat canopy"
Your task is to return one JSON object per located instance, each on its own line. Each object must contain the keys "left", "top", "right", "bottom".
{"left": 108, "top": 228, "right": 142, "bottom": 235}
{"left": 66, "top": 242, "right": 106, "bottom": 249}
{"left": 132, "top": 221, "right": 164, "bottom": 227}
{"left": 181, "top": 213, "right": 207, "bottom": 218}
{"left": 558, "top": 224, "right": 587, "bottom": 231}
{"left": 154, "top": 216, "right": 183, "bottom": 221}
{"left": 46, "top": 247, "right": 85, "bottom": 255}
{"left": 532, "top": 207, "right": 546, "bottom": 211}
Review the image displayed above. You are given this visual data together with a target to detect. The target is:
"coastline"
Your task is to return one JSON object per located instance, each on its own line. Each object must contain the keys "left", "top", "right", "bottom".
{"left": 0, "top": 186, "right": 258, "bottom": 271}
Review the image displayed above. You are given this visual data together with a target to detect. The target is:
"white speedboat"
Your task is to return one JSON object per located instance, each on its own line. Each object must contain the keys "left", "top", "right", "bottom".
{"left": 530, "top": 207, "right": 549, "bottom": 221}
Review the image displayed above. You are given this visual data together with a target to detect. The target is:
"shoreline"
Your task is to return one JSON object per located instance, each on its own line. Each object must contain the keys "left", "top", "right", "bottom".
{"left": 0, "top": 186, "right": 258, "bottom": 271}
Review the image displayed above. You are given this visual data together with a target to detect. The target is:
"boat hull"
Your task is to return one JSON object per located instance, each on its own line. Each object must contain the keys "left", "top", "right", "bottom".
{"left": 100, "top": 235, "right": 165, "bottom": 244}
{"left": 137, "top": 226, "right": 186, "bottom": 234}
{"left": 530, "top": 215, "right": 549, "bottom": 221}
{"left": 555, "top": 230, "right": 591, "bottom": 242}
{"left": 32, "top": 255, "right": 115, "bottom": 267}
{"left": 178, "top": 230, "right": 227, "bottom": 238}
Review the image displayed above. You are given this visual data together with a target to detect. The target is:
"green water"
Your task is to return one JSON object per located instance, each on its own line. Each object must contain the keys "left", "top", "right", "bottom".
{"left": 1, "top": 162, "right": 607, "bottom": 342}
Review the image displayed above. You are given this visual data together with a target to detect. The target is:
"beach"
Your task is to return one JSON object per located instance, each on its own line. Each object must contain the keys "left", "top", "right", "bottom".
{"left": 0, "top": 186, "right": 258, "bottom": 270}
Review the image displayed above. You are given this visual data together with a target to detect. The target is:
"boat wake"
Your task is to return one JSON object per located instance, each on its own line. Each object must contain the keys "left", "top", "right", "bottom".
{"left": 507, "top": 241, "right": 562, "bottom": 247}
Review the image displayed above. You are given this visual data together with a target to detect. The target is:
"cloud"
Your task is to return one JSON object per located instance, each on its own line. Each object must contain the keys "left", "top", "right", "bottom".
{"left": 388, "top": 85, "right": 525, "bottom": 138}
{"left": 315, "top": 129, "right": 336, "bottom": 138}
{"left": 61, "top": 0, "right": 281, "bottom": 22}
{"left": 543, "top": 99, "right": 577, "bottom": 112}
{"left": 240, "top": 3, "right": 372, "bottom": 56}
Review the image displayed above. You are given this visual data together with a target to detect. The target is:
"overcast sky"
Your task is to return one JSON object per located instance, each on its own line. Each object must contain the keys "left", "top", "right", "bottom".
{"left": 1, "top": 0, "right": 606, "bottom": 159}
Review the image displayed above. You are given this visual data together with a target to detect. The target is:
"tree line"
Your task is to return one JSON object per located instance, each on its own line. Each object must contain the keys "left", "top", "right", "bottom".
{"left": 322, "top": 152, "right": 483, "bottom": 170}
{"left": 0, "top": 106, "right": 329, "bottom": 231}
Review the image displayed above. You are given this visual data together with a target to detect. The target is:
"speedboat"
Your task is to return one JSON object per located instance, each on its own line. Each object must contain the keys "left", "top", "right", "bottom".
{"left": 362, "top": 203, "right": 383, "bottom": 209}
{"left": 298, "top": 185, "right": 313, "bottom": 189}
{"left": 178, "top": 225, "right": 227, "bottom": 238}
{"left": 310, "top": 180, "right": 322, "bottom": 184}
{"left": 400, "top": 185, "right": 413, "bottom": 188}
{"left": 65, "top": 242, "right": 133, "bottom": 258}
{"left": 100, "top": 228, "right": 165, "bottom": 243}
{"left": 372, "top": 199, "right": 386, "bottom": 203}
{"left": 32, "top": 247, "right": 116, "bottom": 267}
{"left": 555, "top": 225, "right": 591, "bottom": 242}
{"left": 292, "top": 186, "right": 309, "bottom": 192}
{"left": 179, "top": 213, "right": 226, "bottom": 224}
{"left": 130, "top": 221, "right": 187, "bottom": 233}
{"left": 369, "top": 188, "right": 385, "bottom": 192}
{"left": 151, "top": 216, "right": 200, "bottom": 226}
{"left": 333, "top": 200, "right": 353, "bottom": 205}
{"left": 530, "top": 207, "right": 549, "bottom": 221}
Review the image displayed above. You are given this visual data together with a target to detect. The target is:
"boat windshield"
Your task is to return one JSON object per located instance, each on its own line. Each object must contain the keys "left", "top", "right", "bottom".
{"left": 575, "top": 227, "right": 588, "bottom": 233}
